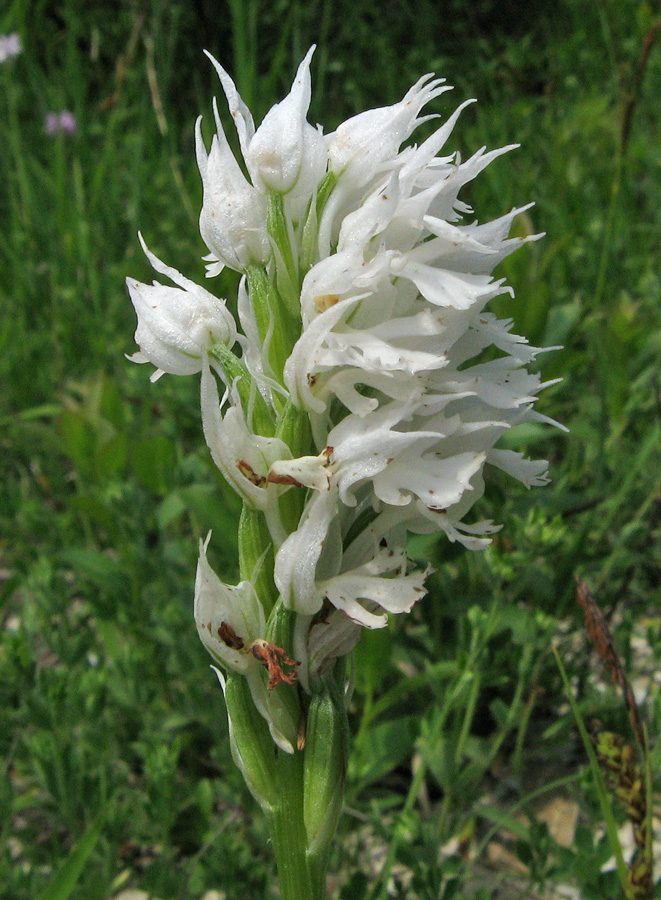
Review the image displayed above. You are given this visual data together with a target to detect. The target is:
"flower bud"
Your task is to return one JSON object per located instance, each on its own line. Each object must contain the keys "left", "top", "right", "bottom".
{"left": 196, "top": 113, "right": 270, "bottom": 274}
{"left": 246, "top": 47, "right": 326, "bottom": 198}
{"left": 127, "top": 237, "right": 236, "bottom": 380}
{"left": 221, "top": 671, "right": 277, "bottom": 811}
{"left": 307, "top": 606, "right": 362, "bottom": 682}
{"left": 303, "top": 684, "right": 347, "bottom": 859}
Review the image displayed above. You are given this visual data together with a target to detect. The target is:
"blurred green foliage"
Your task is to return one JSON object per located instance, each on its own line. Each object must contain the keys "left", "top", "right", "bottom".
{"left": 1, "top": 0, "right": 659, "bottom": 897}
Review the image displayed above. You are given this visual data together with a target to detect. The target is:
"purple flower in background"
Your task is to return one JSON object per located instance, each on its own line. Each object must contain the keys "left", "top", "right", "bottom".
{"left": 45, "top": 111, "right": 77, "bottom": 136}
{"left": 0, "top": 32, "right": 22, "bottom": 63}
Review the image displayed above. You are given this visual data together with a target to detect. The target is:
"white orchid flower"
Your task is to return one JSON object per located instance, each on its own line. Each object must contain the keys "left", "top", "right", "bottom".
{"left": 200, "top": 355, "right": 290, "bottom": 515}
{"left": 194, "top": 533, "right": 267, "bottom": 675}
{"left": 327, "top": 73, "right": 452, "bottom": 189}
{"left": 275, "top": 487, "right": 428, "bottom": 635}
{"left": 194, "top": 535, "right": 298, "bottom": 753}
{"left": 318, "top": 544, "right": 428, "bottom": 629}
{"left": 274, "top": 489, "right": 339, "bottom": 616}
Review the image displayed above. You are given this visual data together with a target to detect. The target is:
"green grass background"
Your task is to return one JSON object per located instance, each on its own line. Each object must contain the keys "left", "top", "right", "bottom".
{"left": 1, "top": 1, "right": 660, "bottom": 898}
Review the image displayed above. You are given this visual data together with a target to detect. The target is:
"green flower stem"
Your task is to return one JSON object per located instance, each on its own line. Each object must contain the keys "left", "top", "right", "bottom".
{"left": 268, "top": 749, "right": 327, "bottom": 900}
{"left": 246, "top": 264, "right": 299, "bottom": 384}
{"left": 208, "top": 342, "right": 275, "bottom": 437}
{"left": 275, "top": 399, "right": 313, "bottom": 533}
{"left": 238, "top": 505, "right": 277, "bottom": 613}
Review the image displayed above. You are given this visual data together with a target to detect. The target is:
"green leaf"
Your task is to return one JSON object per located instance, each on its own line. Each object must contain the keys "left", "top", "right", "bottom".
{"left": 68, "top": 493, "right": 118, "bottom": 535}
{"left": 36, "top": 809, "right": 105, "bottom": 900}
{"left": 57, "top": 408, "right": 95, "bottom": 475}
{"left": 156, "top": 490, "right": 187, "bottom": 530}
{"left": 354, "top": 627, "right": 393, "bottom": 695}
{"left": 94, "top": 430, "right": 127, "bottom": 479}
{"left": 57, "top": 548, "right": 125, "bottom": 589}
{"left": 350, "top": 716, "right": 417, "bottom": 785}
{"left": 0, "top": 403, "right": 61, "bottom": 427}
{"left": 131, "top": 431, "right": 176, "bottom": 495}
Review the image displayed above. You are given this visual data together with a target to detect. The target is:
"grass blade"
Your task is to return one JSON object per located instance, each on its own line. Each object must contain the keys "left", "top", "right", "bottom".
{"left": 36, "top": 809, "right": 105, "bottom": 900}
{"left": 552, "top": 644, "right": 629, "bottom": 894}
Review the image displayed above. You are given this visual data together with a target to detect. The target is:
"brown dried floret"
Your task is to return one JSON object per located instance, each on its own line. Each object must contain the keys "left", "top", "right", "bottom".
{"left": 250, "top": 639, "right": 300, "bottom": 689}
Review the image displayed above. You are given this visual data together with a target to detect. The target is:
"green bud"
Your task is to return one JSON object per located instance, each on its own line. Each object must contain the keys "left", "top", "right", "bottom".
{"left": 303, "top": 682, "right": 347, "bottom": 861}
{"left": 266, "top": 596, "right": 293, "bottom": 649}
{"left": 267, "top": 192, "right": 300, "bottom": 319}
{"left": 224, "top": 673, "right": 277, "bottom": 810}
{"left": 275, "top": 397, "right": 313, "bottom": 456}
{"left": 300, "top": 171, "right": 337, "bottom": 275}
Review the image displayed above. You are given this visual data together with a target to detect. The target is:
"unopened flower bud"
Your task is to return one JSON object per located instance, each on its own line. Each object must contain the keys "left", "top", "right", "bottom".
{"left": 246, "top": 47, "right": 326, "bottom": 198}
{"left": 303, "top": 684, "right": 347, "bottom": 859}
{"left": 196, "top": 113, "right": 270, "bottom": 274}
{"left": 127, "top": 237, "right": 236, "bottom": 380}
{"left": 221, "top": 671, "right": 277, "bottom": 811}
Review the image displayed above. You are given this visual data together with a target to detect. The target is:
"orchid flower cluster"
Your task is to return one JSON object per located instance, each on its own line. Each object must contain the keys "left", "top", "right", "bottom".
{"left": 128, "top": 47, "right": 553, "bottom": 897}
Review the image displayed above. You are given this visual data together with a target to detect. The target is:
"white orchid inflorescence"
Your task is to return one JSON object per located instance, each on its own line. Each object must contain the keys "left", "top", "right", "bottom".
{"left": 128, "top": 47, "right": 556, "bottom": 761}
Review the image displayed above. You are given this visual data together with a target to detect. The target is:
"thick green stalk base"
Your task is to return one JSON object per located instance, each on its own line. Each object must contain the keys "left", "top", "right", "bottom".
{"left": 267, "top": 749, "right": 327, "bottom": 900}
